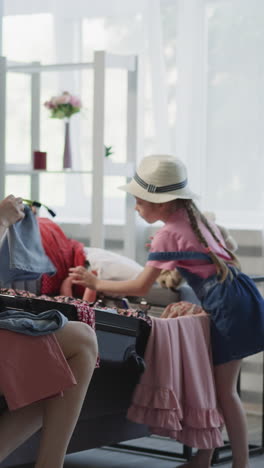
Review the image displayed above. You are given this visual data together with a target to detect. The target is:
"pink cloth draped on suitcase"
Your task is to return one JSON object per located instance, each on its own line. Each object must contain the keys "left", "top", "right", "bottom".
{"left": 127, "top": 315, "right": 224, "bottom": 449}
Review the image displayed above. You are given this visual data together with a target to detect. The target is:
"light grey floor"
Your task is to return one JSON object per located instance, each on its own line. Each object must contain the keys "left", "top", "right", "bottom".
{"left": 16, "top": 436, "right": 264, "bottom": 468}
{"left": 63, "top": 447, "right": 264, "bottom": 468}
{"left": 16, "top": 449, "right": 264, "bottom": 468}
{"left": 12, "top": 413, "right": 264, "bottom": 467}
{"left": 64, "top": 413, "right": 262, "bottom": 468}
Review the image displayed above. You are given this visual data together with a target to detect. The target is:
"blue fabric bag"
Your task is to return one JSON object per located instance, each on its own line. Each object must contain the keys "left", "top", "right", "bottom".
{"left": 0, "top": 205, "right": 56, "bottom": 287}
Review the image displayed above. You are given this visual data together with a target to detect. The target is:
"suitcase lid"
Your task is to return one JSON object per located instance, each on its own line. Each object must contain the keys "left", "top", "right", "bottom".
{"left": 0, "top": 294, "right": 77, "bottom": 321}
{"left": 94, "top": 308, "right": 149, "bottom": 336}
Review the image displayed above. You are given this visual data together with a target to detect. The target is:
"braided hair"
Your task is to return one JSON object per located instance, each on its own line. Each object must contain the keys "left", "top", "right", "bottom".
{"left": 179, "top": 200, "right": 241, "bottom": 282}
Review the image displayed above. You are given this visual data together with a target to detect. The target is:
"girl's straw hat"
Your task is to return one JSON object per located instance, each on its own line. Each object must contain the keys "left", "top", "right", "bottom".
{"left": 119, "top": 154, "right": 198, "bottom": 203}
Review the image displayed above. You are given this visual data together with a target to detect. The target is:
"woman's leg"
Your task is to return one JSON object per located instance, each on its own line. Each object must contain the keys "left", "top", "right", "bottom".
{"left": 0, "top": 321, "right": 97, "bottom": 468}
{"left": 214, "top": 359, "right": 249, "bottom": 468}
{"left": 0, "top": 401, "right": 43, "bottom": 461}
{"left": 35, "top": 321, "right": 98, "bottom": 468}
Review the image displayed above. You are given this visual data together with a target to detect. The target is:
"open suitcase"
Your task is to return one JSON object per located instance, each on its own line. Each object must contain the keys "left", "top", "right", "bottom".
{"left": 0, "top": 293, "right": 150, "bottom": 366}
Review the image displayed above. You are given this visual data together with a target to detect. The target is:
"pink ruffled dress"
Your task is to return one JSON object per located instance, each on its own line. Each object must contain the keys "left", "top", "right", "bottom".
{"left": 127, "top": 314, "right": 224, "bottom": 449}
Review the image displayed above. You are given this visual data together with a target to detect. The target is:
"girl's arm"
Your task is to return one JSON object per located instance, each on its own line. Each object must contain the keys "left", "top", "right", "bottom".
{"left": 68, "top": 264, "right": 161, "bottom": 297}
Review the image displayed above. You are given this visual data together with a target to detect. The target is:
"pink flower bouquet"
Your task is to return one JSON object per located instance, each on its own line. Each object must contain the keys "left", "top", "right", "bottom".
{"left": 44, "top": 91, "right": 82, "bottom": 119}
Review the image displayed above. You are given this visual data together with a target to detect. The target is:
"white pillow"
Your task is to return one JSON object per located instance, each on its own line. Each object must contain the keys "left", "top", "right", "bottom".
{"left": 83, "top": 247, "right": 144, "bottom": 281}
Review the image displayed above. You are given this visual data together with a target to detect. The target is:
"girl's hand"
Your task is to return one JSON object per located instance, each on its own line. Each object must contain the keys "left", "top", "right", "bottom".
{"left": 68, "top": 266, "right": 98, "bottom": 290}
{"left": 0, "top": 195, "right": 25, "bottom": 227}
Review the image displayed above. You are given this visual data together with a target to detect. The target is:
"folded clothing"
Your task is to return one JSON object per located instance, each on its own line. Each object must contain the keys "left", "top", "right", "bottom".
{"left": 161, "top": 300, "right": 205, "bottom": 318}
{"left": 0, "top": 308, "right": 68, "bottom": 335}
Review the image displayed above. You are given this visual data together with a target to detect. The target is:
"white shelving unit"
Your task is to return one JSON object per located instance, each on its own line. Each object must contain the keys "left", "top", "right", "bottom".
{"left": 0, "top": 51, "right": 140, "bottom": 259}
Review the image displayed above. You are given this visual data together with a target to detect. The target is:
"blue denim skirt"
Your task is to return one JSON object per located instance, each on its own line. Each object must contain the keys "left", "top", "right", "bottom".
{"left": 195, "top": 269, "right": 264, "bottom": 365}
{"left": 149, "top": 250, "right": 264, "bottom": 366}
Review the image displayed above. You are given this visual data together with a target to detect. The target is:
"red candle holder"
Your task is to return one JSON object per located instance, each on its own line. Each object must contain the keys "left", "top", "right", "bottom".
{"left": 33, "top": 151, "right": 47, "bottom": 170}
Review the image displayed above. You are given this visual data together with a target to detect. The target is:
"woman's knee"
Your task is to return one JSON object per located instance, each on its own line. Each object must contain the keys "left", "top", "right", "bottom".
{"left": 72, "top": 321, "right": 97, "bottom": 345}
{"left": 55, "top": 322, "right": 98, "bottom": 361}
{"left": 76, "top": 322, "right": 98, "bottom": 357}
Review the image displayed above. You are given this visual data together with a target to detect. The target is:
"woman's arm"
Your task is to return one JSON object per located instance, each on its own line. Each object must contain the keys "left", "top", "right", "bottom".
{"left": 69, "top": 264, "right": 161, "bottom": 297}
{"left": 0, "top": 195, "right": 25, "bottom": 240}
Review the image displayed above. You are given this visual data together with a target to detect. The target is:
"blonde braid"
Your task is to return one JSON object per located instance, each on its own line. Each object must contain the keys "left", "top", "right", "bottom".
{"left": 181, "top": 200, "right": 233, "bottom": 282}
{"left": 198, "top": 210, "right": 241, "bottom": 270}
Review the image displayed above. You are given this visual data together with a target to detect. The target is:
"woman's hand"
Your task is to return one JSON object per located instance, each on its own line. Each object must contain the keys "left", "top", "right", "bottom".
{"left": 69, "top": 266, "right": 98, "bottom": 290}
{"left": 0, "top": 195, "right": 25, "bottom": 228}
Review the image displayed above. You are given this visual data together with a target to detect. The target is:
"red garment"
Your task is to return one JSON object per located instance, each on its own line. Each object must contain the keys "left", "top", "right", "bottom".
{"left": 38, "top": 218, "right": 86, "bottom": 296}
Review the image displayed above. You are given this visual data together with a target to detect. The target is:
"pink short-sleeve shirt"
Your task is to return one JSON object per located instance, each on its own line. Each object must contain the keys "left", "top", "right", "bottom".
{"left": 146, "top": 209, "right": 231, "bottom": 279}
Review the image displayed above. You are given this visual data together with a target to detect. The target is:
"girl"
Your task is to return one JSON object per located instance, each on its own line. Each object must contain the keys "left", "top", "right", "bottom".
{"left": 0, "top": 195, "right": 98, "bottom": 468}
{"left": 69, "top": 154, "right": 264, "bottom": 468}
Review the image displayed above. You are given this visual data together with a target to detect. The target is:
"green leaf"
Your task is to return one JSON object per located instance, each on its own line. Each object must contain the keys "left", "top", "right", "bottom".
{"left": 105, "top": 145, "right": 114, "bottom": 157}
{"left": 49, "top": 104, "right": 81, "bottom": 119}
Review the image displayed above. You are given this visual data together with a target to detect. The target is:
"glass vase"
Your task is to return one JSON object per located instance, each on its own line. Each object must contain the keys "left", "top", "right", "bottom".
{"left": 63, "top": 119, "right": 72, "bottom": 170}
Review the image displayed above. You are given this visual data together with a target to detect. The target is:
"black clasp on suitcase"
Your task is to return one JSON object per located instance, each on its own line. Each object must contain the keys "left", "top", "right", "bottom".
{"left": 123, "top": 344, "right": 146, "bottom": 373}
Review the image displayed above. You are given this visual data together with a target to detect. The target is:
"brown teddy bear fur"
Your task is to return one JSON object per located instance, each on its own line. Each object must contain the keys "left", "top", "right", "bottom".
{"left": 156, "top": 269, "right": 184, "bottom": 290}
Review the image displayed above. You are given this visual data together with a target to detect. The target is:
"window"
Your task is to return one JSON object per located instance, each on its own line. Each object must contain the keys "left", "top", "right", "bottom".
{"left": 205, "top": 0, "right": 264, "bottom": 228}
{"left": 2, "top": 1, "right": 264, "bottom": 230}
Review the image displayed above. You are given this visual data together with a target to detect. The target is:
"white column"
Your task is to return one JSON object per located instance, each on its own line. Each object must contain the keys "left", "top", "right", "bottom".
{"left": 145, "top": 0, "right": 170, "bottom": 154}
{"left": 124, "top": 57, "right": 138, "bottom": 259}
{"left": 91, "top": 50, "right": 106, "bottom": 249}
{"left": 0, "top": 4, "right": 4, "bottom": 200}
{"left": 0, "top": 56, "right": 6, "bottom": 200}
{"left": 0, "top": 0, "right": 3, "bottom": 56}
{"left": 175, "top": 0, "right": 208, "bottom": 201}
{"left": 30, "top": 61, "right": 40, "bottom": 201}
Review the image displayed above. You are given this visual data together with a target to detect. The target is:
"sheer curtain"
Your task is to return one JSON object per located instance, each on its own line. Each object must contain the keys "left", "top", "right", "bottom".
{"left": 1, "top": 0, "right": 172, "bottom": 226}
{"left": 205, "top": 0, "right": 264, "bottom": 228}
{"left": 1, "top": 0, "right": 264, "bottom": 230}
{"left": 174, "top": 0, "right": 207, "bottom": 199}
